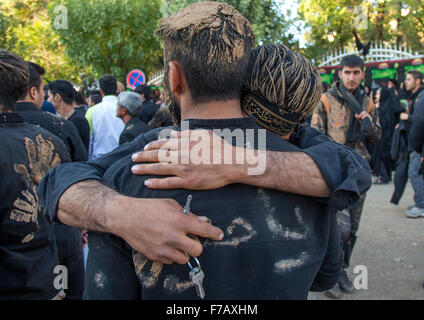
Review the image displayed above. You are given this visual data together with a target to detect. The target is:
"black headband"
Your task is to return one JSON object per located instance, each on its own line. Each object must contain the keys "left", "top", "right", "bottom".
{"left": 242, "top": 92, "right": 302, "bottom": 136}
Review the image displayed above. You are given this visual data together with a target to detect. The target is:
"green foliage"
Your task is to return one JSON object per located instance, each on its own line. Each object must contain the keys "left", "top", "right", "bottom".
{"left": 299, "top": 0, "right": 424, "bottom": 63}
{"left": 0, "top": 3, "right": 17, "bottom": 50}
{"left": 0, "top": 0, "right": 90, "bottom": 83}
{"left": 51, "top": 0, "right": 163, "bottom": 84}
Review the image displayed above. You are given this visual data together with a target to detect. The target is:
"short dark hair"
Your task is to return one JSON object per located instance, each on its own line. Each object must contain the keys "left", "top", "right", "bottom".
{"left": 407, "top": 70, "right": 423, "bottom": 83}
{"left": 135, "top": 84, "right": 152, "bottom": 100}
{"left": 74, "top": 89, "right": 86, "bottom": 105}
{"left": 89, "top": 93, "right": 102, "bottom": 105}
{"left": 156, "top": 2, "right": 255, "bottom": 104}
{"left": 19, "top": 61, "right": 45, "bottom": 99}
{"left": 0, "top": 49, "right": 29, "bottom": 111}
{"left": 99, "top": 74, "right": 117, "bottom": 96}
{"left": 46, "top": 80, "right": 75, "bottom": 105}
{"left": 339, "top": 54, "right": 364, "bottom": 71}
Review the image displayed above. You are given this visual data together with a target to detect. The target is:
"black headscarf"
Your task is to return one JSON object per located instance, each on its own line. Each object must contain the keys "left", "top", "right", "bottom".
{"left": 378, "top": 87, "right": 404, "bottom": 143}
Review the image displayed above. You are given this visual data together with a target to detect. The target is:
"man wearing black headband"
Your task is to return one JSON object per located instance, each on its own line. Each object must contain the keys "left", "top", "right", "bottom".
{"left": 38, "top": 6, "right": 371, "bottom": 298}
{"left": 311, "top": 54, "right": 381, "bottom": 298}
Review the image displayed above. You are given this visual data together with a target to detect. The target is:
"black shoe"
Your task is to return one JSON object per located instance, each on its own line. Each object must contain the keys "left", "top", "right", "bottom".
{"left": 338, "top": 270, "right": 354, "bottom": 294}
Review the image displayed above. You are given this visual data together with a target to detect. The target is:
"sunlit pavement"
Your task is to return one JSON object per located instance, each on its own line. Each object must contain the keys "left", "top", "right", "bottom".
{"left": 308, "top": 181, "right": 424, "bottom": 300}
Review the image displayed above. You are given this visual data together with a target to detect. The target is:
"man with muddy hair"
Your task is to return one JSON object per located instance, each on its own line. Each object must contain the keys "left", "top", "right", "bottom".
{"left": 0, "top": 50, "right": 71, "bottom": 299}
{"left": 81, "top": 3, "right": 344, "bottom": 299}
{"left": 38, "top": 3, "right": 370, "bottom": 279}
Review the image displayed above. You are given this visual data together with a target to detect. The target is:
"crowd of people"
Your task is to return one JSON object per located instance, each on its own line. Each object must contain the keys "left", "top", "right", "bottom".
{"left": 0, "top": 1, "right": 423, "bottom": 300}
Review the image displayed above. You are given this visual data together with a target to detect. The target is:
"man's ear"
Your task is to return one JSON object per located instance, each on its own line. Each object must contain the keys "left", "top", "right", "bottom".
{"left": 29, "top": 87, "right": 38, "bottom": 100}
{"left": 168, "top": 61, "right": 184, "bottom": 95}
{"left": 54, "top": 93, "right": 62, "bottom": 103}
{"left": 338, "top": 69, "right": 342, "bottom": 79}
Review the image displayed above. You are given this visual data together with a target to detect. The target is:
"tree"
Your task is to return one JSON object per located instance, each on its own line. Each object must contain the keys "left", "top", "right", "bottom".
{"left": 299, "top": 0, "right": 424, "bottom": 63}
{"left": 0, "top": 3, "right": 17, "bottom": 50}
{"left": 1, "top": 0, "right": 90, "bottom": 83}
{"left": 51, "top": 0, "right": 163, "bottom": 83}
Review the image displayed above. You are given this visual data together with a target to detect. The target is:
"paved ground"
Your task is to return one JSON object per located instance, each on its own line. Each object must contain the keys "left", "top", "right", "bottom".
{"left": 308, "top": 181, "right": 424, "bottom": 300}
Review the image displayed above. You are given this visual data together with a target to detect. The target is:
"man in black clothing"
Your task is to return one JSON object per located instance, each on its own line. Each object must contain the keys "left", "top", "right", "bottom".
{"left": 401, "top": 71, "right": 424, "bottom": 217}
{"left": 116, "top": 91, "right": 151, "bottom": 145}
{"left": 409, "top": 98, "right": 424, "bottom": 159}
{"left": 17, "top": 72, "right": 86, "bottom": 299}
{"left": 14, "top": 62, "right": 87, "bottom": 161}
{"left": 46, "top": 80, "right": 90, "bottom": 152}
{"left": 82, "top": 2, "right": 343, "bottom": 299}
{"left": 0, "top": 50, "right": 71, "bottom": 299}
{"left": 135, "top": 84, "right": 160, "bottom": 124}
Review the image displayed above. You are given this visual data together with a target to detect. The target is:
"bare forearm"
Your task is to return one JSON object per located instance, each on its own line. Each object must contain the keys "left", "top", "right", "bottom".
{"left": 239, "top": 151, "right": 331, "bottom": 197}
{"left": 57, "top": 180, "right": 125, "bottom": 234}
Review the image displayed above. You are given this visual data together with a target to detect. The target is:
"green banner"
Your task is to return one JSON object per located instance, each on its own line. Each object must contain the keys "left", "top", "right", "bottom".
{"left": 405, "top": 64, "right": 424, "bottom": 74}
{"left": 320, "top": 73, "right": 334, "bottom": 84}
{"left": 371, "top": 68, "right": 397, "bottom": 80}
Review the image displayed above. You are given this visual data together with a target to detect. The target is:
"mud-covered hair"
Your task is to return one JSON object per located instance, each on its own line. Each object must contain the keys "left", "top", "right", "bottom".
{"left": 157, "top": 1, "right": 255, "bottom": 104}
{"left": 0, "top": 49, "right": 29, "bottom": 111}
{"left": 243, "top": 44, "right": 322, "bottom": 136}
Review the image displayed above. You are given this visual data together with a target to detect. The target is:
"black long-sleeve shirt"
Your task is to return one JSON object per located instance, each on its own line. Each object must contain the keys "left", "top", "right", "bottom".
{"left": 119, "top": 117, "right": 151, "bottom": 145}
{"left": 68, "top": 111, "right": 90, "bottom": 152}
{"left": 37, "top": 121, "right": 372, "bottom": 223}
{"left": 86, "top": 117, "right": 343, "bottom": 299}
{"left": 0, "top": 113, "right": 70, "bottom": 299}
{"left": 14, "top": 102, "right": 87, "bottom": 161}
{"left": 409, "top": 97, "right": 424, "bottom": 156}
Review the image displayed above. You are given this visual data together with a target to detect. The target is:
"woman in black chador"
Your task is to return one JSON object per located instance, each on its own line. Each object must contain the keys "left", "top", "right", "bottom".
{"left": 373, "top": 86, "right": 404, "bottom": 184}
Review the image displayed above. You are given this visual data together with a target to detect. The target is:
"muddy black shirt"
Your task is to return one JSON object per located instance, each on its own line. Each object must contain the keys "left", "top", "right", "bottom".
{"left": 119, "top": 117, "right": 151, "bottom": 146}
{"left": 14, "top": 102, "right": 87, "bottom": 161}
{"left": 90, "top": 117, "right": 343, "bottom": 299}
{"left": 0, "top": 113, "right": 70, "bottom": 299}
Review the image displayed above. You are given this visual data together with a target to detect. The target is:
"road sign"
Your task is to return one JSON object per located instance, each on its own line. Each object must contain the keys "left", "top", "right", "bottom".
{"left": 126, "top": 69, "right": 146, "bottom": 90}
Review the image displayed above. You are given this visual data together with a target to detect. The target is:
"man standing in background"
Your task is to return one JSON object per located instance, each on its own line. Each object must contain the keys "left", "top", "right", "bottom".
{"left": 85, "top": 75, "right": 124, "bottom": 160}
{"left": 312, "top": 54, "right": 381, "bottom": 298}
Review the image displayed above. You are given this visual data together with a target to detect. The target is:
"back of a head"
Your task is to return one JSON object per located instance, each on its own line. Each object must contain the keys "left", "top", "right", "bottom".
{"left": 339, "top": 54, "right": 364, "bottom": 71}
{"left": 148, "top": 107, "right": 174, "bottom": 128}
{"left": 74, "top": 89, "right": 87, "bottom": 106}
{"left": 243, "top": 44, "right": 322, "bottom": 136}
{"left": 157, "top": 1, "right": 255, "bottom": 104}
{"left": 0, "top": 50, "right": 29, "bottom": 111}
{"left": 89, "top": 93, "right": 102, "bottom": 105}
{"left": 46, "top": 80, "right": 75, "bottom": 105}
{"left": 117, "top": 81, "right": 125, "bottom": 94}
{"left": 118, "top": 91, "right": 143, "bottom": 117}
{"left": 18, "top": 61, "right": 45, "bottom": 100}
{"left": 135, "top": 84, "right": 152, "bottom": 101}
{"left": 99, "top": 74, "right": 117, "bottom": 96}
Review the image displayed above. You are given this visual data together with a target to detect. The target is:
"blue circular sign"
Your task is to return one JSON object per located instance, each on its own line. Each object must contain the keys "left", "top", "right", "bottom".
{"left": 126, "top": 70, "right": 146, "bottom": 90}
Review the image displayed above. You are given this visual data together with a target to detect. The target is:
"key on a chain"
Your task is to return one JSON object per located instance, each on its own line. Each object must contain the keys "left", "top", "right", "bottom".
{"left": 182, "top": 195, "right": 192, "bottom": 215}
{"left": 189, "top": 266, "right": 205, "bottom": 299}
{"left": 182, "top": 195, "right": 206, "bottom": 299}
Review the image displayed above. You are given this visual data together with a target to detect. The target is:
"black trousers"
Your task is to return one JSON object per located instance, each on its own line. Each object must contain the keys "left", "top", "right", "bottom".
{"left": 336, "top": 193, "right": 366, "bottom": 269}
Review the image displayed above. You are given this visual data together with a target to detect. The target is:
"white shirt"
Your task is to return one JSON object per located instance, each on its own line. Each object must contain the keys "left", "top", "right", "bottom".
{"left": 89, "top": 95, "right": 124, "bottom": 160}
